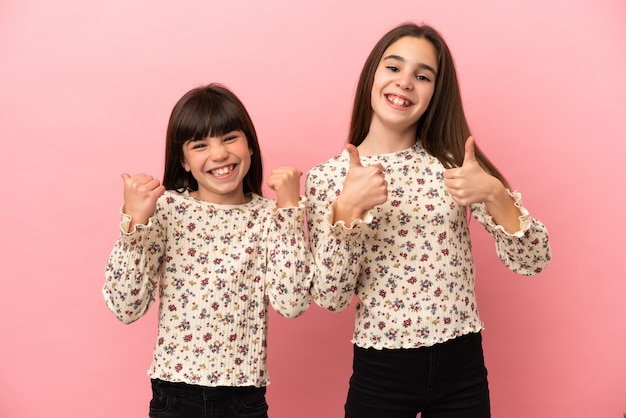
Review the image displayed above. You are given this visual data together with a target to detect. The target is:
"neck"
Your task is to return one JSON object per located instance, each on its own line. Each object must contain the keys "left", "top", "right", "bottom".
{"left": 358, "top": 121, "right": 417, "bottom": 156}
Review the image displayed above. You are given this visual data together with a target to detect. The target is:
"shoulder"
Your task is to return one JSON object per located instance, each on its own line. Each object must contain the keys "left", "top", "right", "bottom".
{"left": 158, "top": 190, "right": 188, "bottom": 205}
{"left": 248, "top": 193, "right": 271, "bottom": 206}
{"left": 243, "top": 193, "right": 275, "bottom": 213}
{"left": 306, "top": 151, "right": 349, "bottom": 180}
{"left": 154, "top": 190, "right": 195, "bottom": 215}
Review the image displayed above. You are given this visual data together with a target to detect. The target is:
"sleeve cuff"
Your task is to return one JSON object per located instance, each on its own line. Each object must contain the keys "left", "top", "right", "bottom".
{"left": 327, "top": 201, "right": 374, "bottom": 230}
{"left": 271, "top": 195, "right": 307, "bottom": 212}
{"left": 478, "top": 189, "right": 531, "bottom": 238}
{"left": 118, "top": 206, "right": 153, "bottom": 234}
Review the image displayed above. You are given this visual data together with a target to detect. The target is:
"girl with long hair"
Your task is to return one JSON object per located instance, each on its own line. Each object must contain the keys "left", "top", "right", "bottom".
{"left": 305, "top": 23, "right": 551, "bottom": 417}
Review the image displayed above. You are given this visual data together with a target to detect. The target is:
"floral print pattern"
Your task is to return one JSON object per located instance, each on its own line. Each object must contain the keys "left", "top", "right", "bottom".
{"left": 305, "top": 142, "right": 551, "bottom": 349}
{"left": 103, "top": 191, "right": 312, "bottom": 387}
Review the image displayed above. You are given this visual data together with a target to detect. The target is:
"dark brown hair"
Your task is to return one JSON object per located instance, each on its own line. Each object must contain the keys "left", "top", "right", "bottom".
{"left": 162, "top": 83, "right": 263, "bottom": 195}
{"left": 348, "top": 23, "right": 509, "bottom": 187}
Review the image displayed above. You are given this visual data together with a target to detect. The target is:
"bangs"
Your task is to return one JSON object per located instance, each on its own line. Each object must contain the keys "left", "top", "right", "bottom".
{"left": 174, "top": 93, "right": 247, "bottom": 144}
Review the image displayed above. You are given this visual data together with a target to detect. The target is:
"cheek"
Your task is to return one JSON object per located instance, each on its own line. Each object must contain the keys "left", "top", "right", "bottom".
{"left": 180, "top": 149, "right": 191, "bottom": 171}
{"left": 371, "top": 74, "right": 384, "bottom": 94}
{"left": 371, "top": 81, "right": 384, "bottom": 106}
{"left": 422, "top": 87, "right": 435, "bottom": 107}
{"left": 240, "top": 150, "right": 253, "bottom": 172}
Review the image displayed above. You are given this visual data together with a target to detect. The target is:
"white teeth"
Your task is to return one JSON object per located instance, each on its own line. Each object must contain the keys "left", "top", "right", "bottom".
{"left": 387, "top": 95, "right": 410, "bottom": 107}
{"left": 211, "top": 165, "right": 234, "bottom": 176}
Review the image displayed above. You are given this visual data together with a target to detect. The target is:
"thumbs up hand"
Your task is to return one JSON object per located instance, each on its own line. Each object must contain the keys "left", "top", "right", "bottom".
{"left": 121, "top": 173, "right": 166, "bottom": 228}
{"left": 334, "top": 144, "right": 388, "bottom": 224}
{"left": 267, "top": 166, "right": 302, "bottom": 208}
{"left": 443, "top": 136, "right": 503, "bottom": 206}
{"left": 346, "top": 143, "right": 364, "bottom": 169}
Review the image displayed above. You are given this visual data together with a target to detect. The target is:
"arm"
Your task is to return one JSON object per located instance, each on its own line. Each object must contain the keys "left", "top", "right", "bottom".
{"left": 305, "top": 149, "right": 386, "bottom": 312}
{"left": 102, "top": 210, "right": 165, "bottom": 323}
{"left": 443, "top": 138, "right": 551, "bottom": 274}
{"left": 444, "top": 137, "right": 523, "bottom": 233}
{"left": 102, "top": 173, "right": 166, "bottom": 323}
{"left": 265, "top": 166, "right": 311, "bottom": 318}
{"left": 471, "top": 190, "right": 551, "bottom": 275}
{"left": 265, "top": 198, "right": 313, "bottom": 319}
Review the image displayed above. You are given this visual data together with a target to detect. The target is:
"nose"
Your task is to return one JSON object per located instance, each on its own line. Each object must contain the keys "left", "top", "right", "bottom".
{"left": 208, "top": 142, "right": 228, "bottom": 161}
{"left": 395, "top": 72, "right": 414, "bottom": 90}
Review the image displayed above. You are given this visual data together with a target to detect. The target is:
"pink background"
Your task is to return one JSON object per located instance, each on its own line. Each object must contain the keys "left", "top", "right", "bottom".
{"left": 1, "top": 0, "right": 625, "bottom": 417}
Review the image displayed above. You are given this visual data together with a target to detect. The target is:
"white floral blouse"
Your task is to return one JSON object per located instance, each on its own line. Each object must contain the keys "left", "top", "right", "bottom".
{"left": 103, "top": 191, "right": 312, "bottom": 387}
{"left": 305, "top": 142, "right": 551, "bottom": 349}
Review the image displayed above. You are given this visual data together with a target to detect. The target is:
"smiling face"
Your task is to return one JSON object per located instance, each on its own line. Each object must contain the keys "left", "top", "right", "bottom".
{"left": 369, "top": 36, "right": 438, "bottom": 139}
{"left": 182, "top": 130, "right": 252, "bottom": 204}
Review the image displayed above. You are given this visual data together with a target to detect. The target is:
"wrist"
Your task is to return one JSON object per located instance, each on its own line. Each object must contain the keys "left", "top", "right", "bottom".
{"left": 334, "top": 196, "right": 364, "bottom": 224}
{"left": 484, "top": 178, "right": 508, "bottom": 205}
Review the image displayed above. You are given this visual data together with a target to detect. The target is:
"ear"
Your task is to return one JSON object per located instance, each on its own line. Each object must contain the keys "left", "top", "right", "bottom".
{"left": 181, "top": 158, "right": 190, "bottom": 172}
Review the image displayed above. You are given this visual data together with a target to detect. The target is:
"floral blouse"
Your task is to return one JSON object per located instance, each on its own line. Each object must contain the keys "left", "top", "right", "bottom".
{"left": 103, "top": 191, "right": 312, "bottom": 387}
{"left": 305, "top": 142, "right": 551, "bottom": 349}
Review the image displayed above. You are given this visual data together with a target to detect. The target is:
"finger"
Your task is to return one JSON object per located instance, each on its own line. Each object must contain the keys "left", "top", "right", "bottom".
{"left": 145, "top": 178, "right": 162, "bottom": 192}
{"left": 442, "top": 168, "right": 456, "bottom": 179}
{"left": 373, "top": 163, "right": 385, "bottom": 175}
{"left": 346, "top": 144, "right": 363, "bottom": 168}
{"left": 123, "top": 173, "right": 150, "bottom": 186}
{"left": 463, "top": 136, "right": 477, "bottom": 166}
{"left": 266, "top": 175, "right": 277, "bottom": 188}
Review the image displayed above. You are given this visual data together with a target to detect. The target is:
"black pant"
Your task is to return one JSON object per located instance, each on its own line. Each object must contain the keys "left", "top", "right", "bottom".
{"left": 149, "top": 379, "right": 268, "bottom": 418}
{"left": 345, "top": 332, "right": 491, "bottom": 418}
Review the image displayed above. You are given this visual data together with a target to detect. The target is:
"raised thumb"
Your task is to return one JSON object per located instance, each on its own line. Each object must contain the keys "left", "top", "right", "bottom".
{"left": 463, "top": 136, "right": 477, "bottom": 165}
{"left": 346, "top": 143, "right": 363, "bottom": 168}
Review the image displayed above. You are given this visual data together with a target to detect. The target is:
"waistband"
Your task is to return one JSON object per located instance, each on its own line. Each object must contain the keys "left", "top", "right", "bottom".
{"left": 151, "top": 379, "right": 265, "bottom": 401}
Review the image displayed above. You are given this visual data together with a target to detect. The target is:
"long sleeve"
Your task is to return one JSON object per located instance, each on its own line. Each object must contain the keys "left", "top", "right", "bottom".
{"left": 470, "top": 189, "right": 551, "bottom": 275}
{"left": 306, "top": 144, "right": 552, "bottom": 350}
{"left": 103, "top": 211, "right": 164, "bottom": 324}
{"left": 103, "top": 191, "right": 316, "bottom": 387}
{"left": 305, "top": 164, "right": 370, "bottom": 312}
{"left": 265, "top": 197, "right": 312, "bottom": 318}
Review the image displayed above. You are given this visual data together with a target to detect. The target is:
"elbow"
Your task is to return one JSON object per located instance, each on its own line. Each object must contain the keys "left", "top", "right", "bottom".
{"left": 272, "top": 288, "right": 312, "bottom": 319}
{"left": 117, "top": 314, "right": 140, "bottom": 325}
{"left": 108, "top": 307, "right": 142, "bottom": 325}
{"left": 311, "top": 280, "right": 353, "bottom": 312}
{"left": 274, "top": 298, "right": 311, "bottom": 319}
{"left": 502, "top": 254, "right": 551, "bottom": 277}
{"left": 277, "top": 309, "right": 306, "bottom": 319}
{"left": 312, "top": 292, "right": 351, "bottom": 313}
{"left": 104, "top": 295, "right": 147, "bottom": 325}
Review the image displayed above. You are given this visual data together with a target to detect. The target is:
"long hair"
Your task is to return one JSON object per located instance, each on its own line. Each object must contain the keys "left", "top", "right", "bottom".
{"left": 348, "top": 23, "right": 509, "bottom": 188}
{"left": 162, "top": 83, "right": 263, "bottom": 195}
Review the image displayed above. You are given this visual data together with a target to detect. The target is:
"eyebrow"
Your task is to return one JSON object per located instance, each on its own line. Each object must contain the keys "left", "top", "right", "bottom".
{"left": 383, "top": 54, "right": 438, "bottom": 76}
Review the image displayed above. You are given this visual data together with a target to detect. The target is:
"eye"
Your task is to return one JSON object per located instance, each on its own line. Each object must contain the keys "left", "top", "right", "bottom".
{"left": 416, "top": 74, "right": 431, "bottom": 82}
{"left": 386, "top": 65, "right": 399, "bottom": 73}
{"left": 188, "top": 141, "right": 206, "bottom": 150}
{"left": 223, "top": 132, "right": 243, "bottom": 143}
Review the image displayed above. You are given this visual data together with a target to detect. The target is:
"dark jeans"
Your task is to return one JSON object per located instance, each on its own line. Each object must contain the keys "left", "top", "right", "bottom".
{"left": 345, "top": 332, "right": 491, "bottom": 418}
{"left": 149, "top": 379, "right": 268, "bottom": 418}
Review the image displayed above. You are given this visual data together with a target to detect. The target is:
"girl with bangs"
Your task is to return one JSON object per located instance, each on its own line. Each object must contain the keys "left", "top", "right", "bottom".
{"left": 103, "top": 83, "right": 311, "bottom": 418}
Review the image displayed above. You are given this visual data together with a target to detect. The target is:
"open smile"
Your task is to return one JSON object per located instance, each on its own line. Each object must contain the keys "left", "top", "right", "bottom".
{"left": 385, "top": 94, "right": 414, "bottom": 108}
{"left": 209, "top": 164, "right": 236, "bottom": 177}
